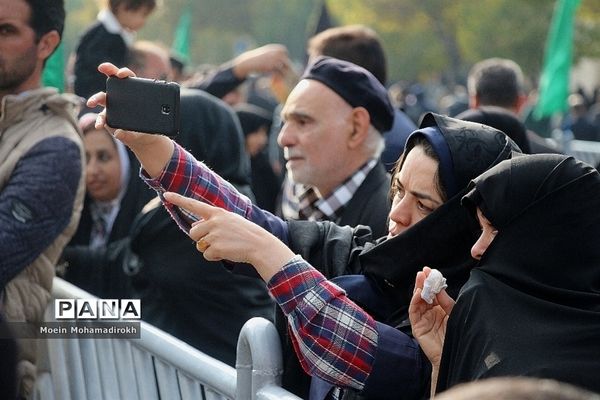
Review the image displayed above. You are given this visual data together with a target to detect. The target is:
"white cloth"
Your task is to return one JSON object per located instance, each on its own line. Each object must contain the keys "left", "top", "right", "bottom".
{"left": 421, "top": 269, "right": 448, "bottom": 304}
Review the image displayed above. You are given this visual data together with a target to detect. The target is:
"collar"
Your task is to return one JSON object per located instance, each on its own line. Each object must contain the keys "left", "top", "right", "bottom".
{"left": 301, "top": 158, "right": 378, "bottom": 220}
{"left": 98, "top": 9, "right": 135, "bottom": 46}
{"left": 0, "top": 88, "right": 67, "bottom": 131}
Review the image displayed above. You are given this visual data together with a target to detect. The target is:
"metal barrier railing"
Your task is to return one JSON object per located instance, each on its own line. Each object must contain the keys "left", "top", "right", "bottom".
{"left": 34, "top": 277, "right": 300, "bottom": 400}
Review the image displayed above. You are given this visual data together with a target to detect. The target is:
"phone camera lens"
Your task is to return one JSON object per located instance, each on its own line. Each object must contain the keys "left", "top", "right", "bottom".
{"left": 161, "top": 104, "right": 171, "bottom": 115}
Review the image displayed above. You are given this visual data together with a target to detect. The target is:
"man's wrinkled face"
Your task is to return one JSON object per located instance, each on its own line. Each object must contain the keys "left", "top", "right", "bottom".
{"left": 0, "top": 0, "right": 39, "bottom": 93}
{"left": 277, "top": 79, "right": 354, "bottom": 195}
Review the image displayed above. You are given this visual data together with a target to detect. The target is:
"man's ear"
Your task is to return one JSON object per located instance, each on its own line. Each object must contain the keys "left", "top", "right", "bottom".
{"left": 347, "top": 106, "right": 370, "bottom": 149}
{"left": 514, "top": 94, "right": 528, "bottom": 114}
{"left": 37, "top": 31, "right": 60, "bottom": 62}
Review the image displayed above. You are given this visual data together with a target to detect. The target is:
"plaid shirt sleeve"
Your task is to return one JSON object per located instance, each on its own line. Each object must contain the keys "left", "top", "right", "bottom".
{"left": 141, "top": 142, "right": 253, "bottom": 233}
{"left": 268, "top": 255, "right": 378, "bottom": 391}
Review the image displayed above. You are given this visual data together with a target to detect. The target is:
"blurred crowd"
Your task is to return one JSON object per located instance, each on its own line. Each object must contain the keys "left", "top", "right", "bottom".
{"left": 2, "top": 0, "right": 600, "bottom": 399}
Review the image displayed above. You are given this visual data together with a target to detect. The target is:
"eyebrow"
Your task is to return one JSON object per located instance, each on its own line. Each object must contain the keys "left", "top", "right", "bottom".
{"left": 281, "top": 107, "right": 313, "bottom": 121}
{"left": 395, "top": 180, "right": 442, "bottom": 205}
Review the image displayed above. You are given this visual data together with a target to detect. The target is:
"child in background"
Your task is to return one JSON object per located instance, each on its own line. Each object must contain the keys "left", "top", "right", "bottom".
{"left": 74, "top": 0, "right": 157, "bottom": 104}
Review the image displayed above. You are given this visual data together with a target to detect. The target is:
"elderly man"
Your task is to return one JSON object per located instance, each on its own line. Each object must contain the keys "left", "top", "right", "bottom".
{"left": 278, "top": 56, "right": 394, "bottom": 238}
{"left": 0, "top": 0, "right": 85, "bottom": 396}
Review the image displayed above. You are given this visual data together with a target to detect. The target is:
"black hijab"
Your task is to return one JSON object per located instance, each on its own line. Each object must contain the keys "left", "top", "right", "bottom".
{"left": 357, "top": 113, "right": 521, "bottom": 323}
{"left": 437, "top": 154, "right": 600, "bottom": 393}
{"left": 457, "top": 106, "right": 532, "bottom": 154}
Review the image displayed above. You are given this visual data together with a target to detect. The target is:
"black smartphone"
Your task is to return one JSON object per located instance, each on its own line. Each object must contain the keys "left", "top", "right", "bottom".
{"left": 106, "top": 76, "right": 180, "bottom": 137}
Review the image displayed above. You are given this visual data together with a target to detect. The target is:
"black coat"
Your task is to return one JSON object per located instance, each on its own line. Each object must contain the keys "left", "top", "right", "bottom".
{"left": 74, "top": 22, "right": 128, "bottom": 101}
{"left": 438, "top": 154, "right": 600, "bottom": 393}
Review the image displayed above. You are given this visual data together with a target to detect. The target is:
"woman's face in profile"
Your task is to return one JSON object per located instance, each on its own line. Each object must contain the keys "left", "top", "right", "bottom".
{"left": 84, "top": 129, "right": 122, "bottom": 202}
{"left": 387, "top": 146, "right": 444, "bottom": 238}
{"left": 471, "top": 208, "right": 498, "bottom": 260}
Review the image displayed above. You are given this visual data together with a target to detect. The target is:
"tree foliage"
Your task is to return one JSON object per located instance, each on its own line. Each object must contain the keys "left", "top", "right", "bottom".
{"left": 63, "top": 0, "right": 600, "bottom": 86}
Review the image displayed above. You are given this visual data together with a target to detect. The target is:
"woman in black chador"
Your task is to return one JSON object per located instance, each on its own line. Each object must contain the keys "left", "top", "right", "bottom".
{"left": 411, "top": 154, "right": 600, "bottom": 395}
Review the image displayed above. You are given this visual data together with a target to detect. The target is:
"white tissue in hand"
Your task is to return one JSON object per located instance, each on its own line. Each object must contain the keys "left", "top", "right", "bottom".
{"left": 420, "top": 269, "right": 447, "bottom": 304}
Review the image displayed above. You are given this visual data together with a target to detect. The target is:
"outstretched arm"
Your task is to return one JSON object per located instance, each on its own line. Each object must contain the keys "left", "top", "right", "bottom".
{"left": 164, "top": 192, "right": 427, "bottom": 397}
{"left": 86, "top": 63, "right": 288, "bottom": 243}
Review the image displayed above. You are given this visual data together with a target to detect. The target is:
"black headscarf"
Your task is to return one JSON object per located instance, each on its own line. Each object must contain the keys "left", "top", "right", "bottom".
{"left": 437, "top": 154, "right": 600, "bottom": 393}
{"left": 457, "top": 106, "right": 532, "bottom": 154}
{"left": 358, "top": 113, "right": 521, "bottom": 324}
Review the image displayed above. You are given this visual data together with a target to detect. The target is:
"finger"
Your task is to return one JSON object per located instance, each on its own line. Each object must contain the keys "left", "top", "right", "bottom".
{"left": 409, "top": 287, "right": 423, "bottom": 307}
{"left": 414, "top": 270, "right": 427, "bottom": 290}
{"left": 115, "top": 67, "right": 136, "bottom": 79}
{"left": 163, "top": 192, "right": 217, "bottom": 220}
{"left": 112, "top": 128, "right": 134, "bottom": 141}
{"left": 189, "top": 221, "right": 211, "bottom": 242}
{"left": 202, "top": 247, "right": 223, "bottom": 263}
{"left": 435, "top": 289, "right": 455, "bottom": 315}
{"left": 408, "top": 287, "right": 426, "bottom": 321}
{"left": 98, "top": 62, "right": 119, "bottom": 76}
{"left": 95, "top": 112, "right": 106, "bottom": 129}
{"left": 87, "top": 92, "right": 106, "bottom": 108}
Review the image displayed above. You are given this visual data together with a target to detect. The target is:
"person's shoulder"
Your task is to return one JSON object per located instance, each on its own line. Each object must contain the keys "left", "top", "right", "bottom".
{"left": 179, "top": 88, "right": 237, "bottom": 126}
{"left": 77, "top": 20, "right": 105, "bottom": 42}
{"left": 180, "top": 87, "right": 225, "bottom": 108}
{"left": 76, "top": 21, "right": 124, "bottom": 50}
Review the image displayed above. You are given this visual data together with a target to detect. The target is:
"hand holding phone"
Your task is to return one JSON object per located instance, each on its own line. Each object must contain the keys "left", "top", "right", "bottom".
{"left": 106, "top": 76, "right": 180, "bottom": 137}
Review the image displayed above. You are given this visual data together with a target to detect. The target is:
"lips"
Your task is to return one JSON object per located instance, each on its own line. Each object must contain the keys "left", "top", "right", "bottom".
{"left": 87, "top": 180, "right": 105, "bottom": 192}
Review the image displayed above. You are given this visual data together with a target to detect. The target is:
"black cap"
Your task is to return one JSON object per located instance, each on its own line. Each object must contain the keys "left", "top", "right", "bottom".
{"left": 301, "top": 56, "right": 394, "bottom": 132}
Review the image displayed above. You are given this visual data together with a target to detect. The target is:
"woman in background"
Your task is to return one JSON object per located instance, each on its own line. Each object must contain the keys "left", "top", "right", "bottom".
{"left": 61, "top": 113, "right": 153, "bottom": 297}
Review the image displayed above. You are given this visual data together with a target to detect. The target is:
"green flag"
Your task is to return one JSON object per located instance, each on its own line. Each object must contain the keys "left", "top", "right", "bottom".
{"left": 171, "top": 8, "right": 192, "bottom": 63}
{"left": 534, "top": 0, "right": 581, "bottom": 119}
{"left": 42, "top": 42, "right": 65, "bottom": 92}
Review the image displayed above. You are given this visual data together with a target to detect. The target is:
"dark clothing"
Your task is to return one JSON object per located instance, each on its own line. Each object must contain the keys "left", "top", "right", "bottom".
{"left": 335, "top": 161, "right": 390, "bottom": 239}
{"left": 439, "top": 155, "right": 600, "bottom": 393}
{"left": 178, "top": 88, "right": 252, "bottom": 190}
{"left": 277, "top": 113, "right": 520, "bottom": 399}
{"left": 128, "top": 89, "right": 266, "bottom": 365}
{"left": 569, "top": 116, "right": 599, "bottom": 141}
{"left": 457, "top": 106, "right": 531, "bottom": 153}
{"left": 380, "top": 109, "right": 417, "bottom": 172}
{"left": 142, "top": 112, "right": 520, "bottom": 399}
{"left": 250, "top": 150, "right": 281, "bottom": 213}
{"left": 74, "top": 22, "right": 128, "bottom": 102}
{"left": 191, "top": 65, "right": 245, "bottom": 99}
{"left": 62, "top": 154, "right": 154, "bottom": 298}
{"left": 125, "top": 200, "right": 273, "bottom": 366}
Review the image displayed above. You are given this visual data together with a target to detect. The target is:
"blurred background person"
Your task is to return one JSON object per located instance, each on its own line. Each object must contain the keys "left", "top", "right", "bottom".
{"left": 73, "top": 0, "right": 157, "bottom": 106}
{"left": 467, "top": 57, "right": 560, "bottom": 154}
{"left": 235, "top": 103, "right": 281, "bottom": 213}
{"left": 61, "top": 113, "right": 153, "bottom": 298}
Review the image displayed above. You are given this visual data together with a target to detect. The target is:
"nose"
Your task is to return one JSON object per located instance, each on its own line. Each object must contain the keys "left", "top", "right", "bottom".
{"left": 86, "top": 157, "right": 100, "bottom": 177}
{"left": 277, "top": 122, "right": 294, "bottom": 148}
{"left": 470, "top": 235, "right": 486, "bottom": 260}
{"left": 388, "top": 197, "right": 411, "bottom": 236}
